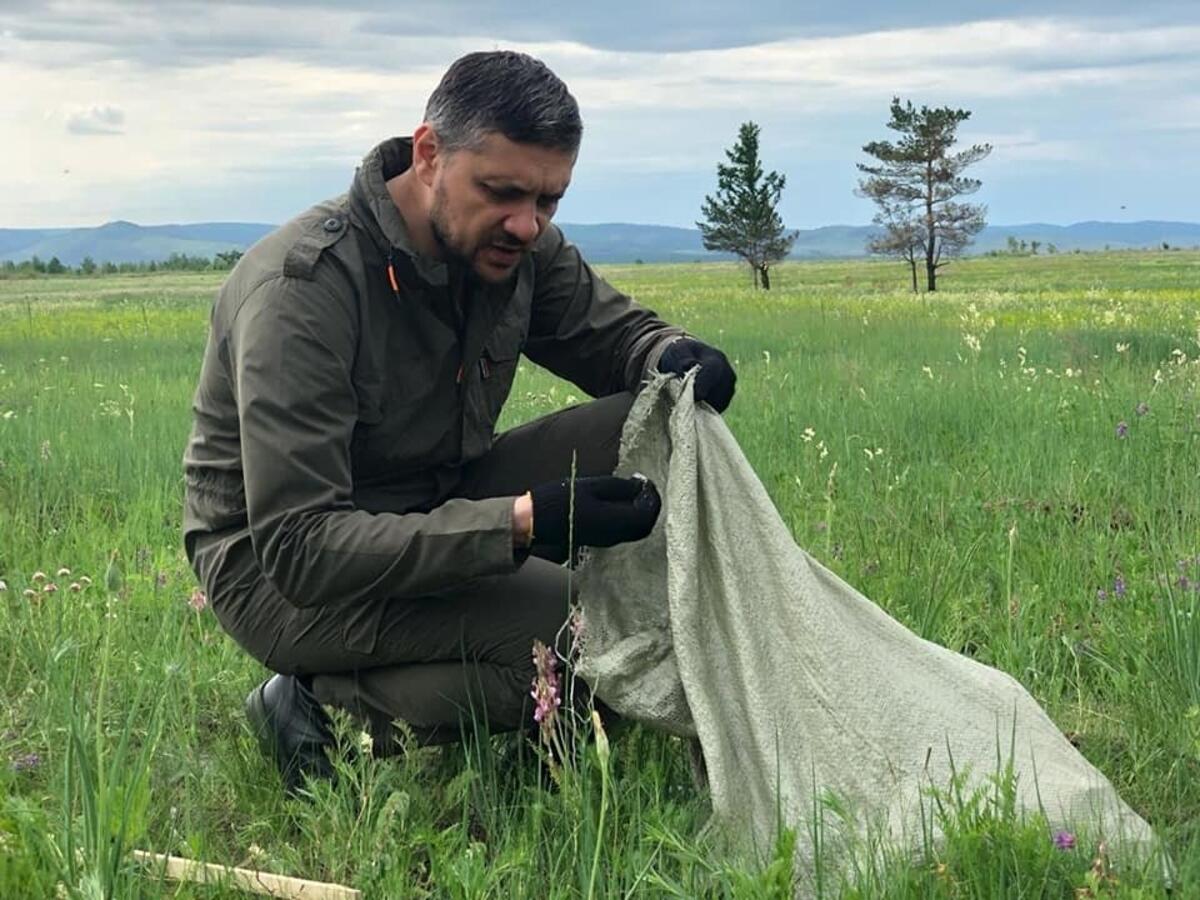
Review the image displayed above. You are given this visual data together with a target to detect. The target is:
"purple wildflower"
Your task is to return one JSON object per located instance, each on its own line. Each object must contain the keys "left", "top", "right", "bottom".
{"left": 1115, "top": 421, "right": 1129, "bottom": 439}
{"left": 1113, "top": 576, "right": 1126, "bottom": 599}
{"left": 530, "top": 640, "right": 561, "bottom": 738}
{"left": 1052, "top": 830, "right": 1076, "bottom": 851}
{"left": 188, "top": 588, "right": 208, "bottom": 611}
{"left": 1096, "top": 588, "right": 1108, "bottom": 602}
{"left": 1135, "top": 401, "right": 1149, "bottom": 417}
{"left": 11, "top": 752, "right": 40, "bottom": 773}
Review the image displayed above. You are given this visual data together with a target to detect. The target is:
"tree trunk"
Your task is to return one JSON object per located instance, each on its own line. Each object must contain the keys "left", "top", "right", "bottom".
{"left": 751, "top": 264, "right": 759, "bottom": 288}
{"left": 908, "top": 257, "right": 918, "bottom": 293}
{"left": 760, "top": 265, "right": 771, "bottom": 291}
{"left": 925, "top": 238, "right": 938, "bottom": 292}
{"left": 925, "top": 160, "right": 937, "bottom": 292}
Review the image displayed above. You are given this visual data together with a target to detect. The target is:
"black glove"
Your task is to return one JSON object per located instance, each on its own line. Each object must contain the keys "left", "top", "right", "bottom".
{"left": 530, "top": 475, "right": 661, "bottom": 548}
{"left": 657, "top": 337, "right": 737, "bottom": 412}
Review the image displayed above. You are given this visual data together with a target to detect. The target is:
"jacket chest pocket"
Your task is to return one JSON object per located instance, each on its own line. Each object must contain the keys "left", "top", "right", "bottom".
{"left": 350, "top": 354, "right": 458, "bottom": 478}
{"left": 478, "top": 319, "right": 525, "bottom": 429}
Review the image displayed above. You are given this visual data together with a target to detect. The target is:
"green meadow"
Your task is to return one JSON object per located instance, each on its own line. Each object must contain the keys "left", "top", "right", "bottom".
{"left": 1, "top": 251, "right": 1198, "bottom": 897}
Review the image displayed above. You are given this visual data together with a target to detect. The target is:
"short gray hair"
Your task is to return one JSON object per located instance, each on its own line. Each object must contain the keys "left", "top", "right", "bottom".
{"left": 424, "top": 51, "right": 582, "bottom": 154}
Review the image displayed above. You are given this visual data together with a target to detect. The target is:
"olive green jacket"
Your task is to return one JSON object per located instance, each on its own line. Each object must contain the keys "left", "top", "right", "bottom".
{"left": 182, "top": 137, "right": 683, "bottom": 609}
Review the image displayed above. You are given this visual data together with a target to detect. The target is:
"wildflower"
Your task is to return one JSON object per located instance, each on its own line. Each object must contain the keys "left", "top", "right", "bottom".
{"left": 10, "top": 752, "right": 40, "bottom": 773}
{"left": 0, "top": 579, "right": 6, "bottom": 592}
{"left": 1052, "top": 829, "right": 1076, "bottom": 851}
{"left": 42, "top": 582, "right": 58, "bottom": 594}
{"left": 1135, "top": 401, "right": 1149, "bottom": 417}
{"left": 591, "top": 709, "right": 610, "bottom": 766}
{"left": 530, "top": 639, "right": 561, "bottom": 738}
{"left": 188, "top": 588, "right": 208, "bottom": 611}
{"left": 69, "top": 582, "right": 82, "bottom": 592}
{"left": 56, "top": 567, "right": 70, "bottom": 578}
{"left": 800, "top": 427, "right": 815, "bottom": 443}
{"left": 1096, "top": 588, "right": 1108, "bottom": 602}
{"left": 1115, "top": 342, "right": 1129, "bottom": 353}
{"left": 157, "top": 572, "right": 168, "bottom": 589}
{"left": 31, "top": 571, "right": 46, "bottom": 584}
{"left": 921, "top": 365, "right": 933, "bottom": 379}
{"left": 1115, "top": 421, "right": 1128, "bottom": 439}
{"left": 1113, "top": 576, "right": 1126, "bottom": 599}
{"left": 79, "top": 575, "right": 92, "bottom": 588}
{"left": 23, "top": 589, "right": 36, "bottom": 599}
{"left": 39, "top": 440, "right": 51, "bottom": 461}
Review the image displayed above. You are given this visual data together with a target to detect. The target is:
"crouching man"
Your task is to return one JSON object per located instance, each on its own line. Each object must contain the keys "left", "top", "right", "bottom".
{"left": 182, "top": 50, "right": 736, "bottom": 790}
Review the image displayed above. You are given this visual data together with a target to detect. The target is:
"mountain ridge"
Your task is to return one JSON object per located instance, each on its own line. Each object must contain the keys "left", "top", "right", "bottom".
{"left": 3, "top": 219, "right": 1198, "bottom": 266}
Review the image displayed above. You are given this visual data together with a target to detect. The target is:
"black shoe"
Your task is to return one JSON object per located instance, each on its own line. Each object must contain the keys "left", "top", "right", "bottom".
{"left": 244, "top": 674, "right": 336, "bottom": 792}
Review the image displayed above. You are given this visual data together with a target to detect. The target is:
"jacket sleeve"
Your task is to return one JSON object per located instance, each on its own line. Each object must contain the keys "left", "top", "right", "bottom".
{"left": 523, "top": 224, "right": 686, "bottom": 396}
{"left": 229, "top": 275, "right": 519, "bottom": 608}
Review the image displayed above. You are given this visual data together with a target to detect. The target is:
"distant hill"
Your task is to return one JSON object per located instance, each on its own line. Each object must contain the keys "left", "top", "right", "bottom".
{"left": 0, "top": 220, "right": 277, "bottom": 267}
{"left": 3, "top": 219, "right": 1199, "bottom": 267}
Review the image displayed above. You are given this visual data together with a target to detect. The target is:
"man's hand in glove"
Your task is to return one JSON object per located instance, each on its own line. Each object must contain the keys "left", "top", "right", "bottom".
{"left": 656, "top": 337, "right": 737, "bottom": 412}
{"left": 514, "top": 476, "right": 661, "bottom": 549}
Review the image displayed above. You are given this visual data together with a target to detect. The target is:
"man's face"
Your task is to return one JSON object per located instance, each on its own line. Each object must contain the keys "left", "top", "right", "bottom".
{"left": 426, "top": 131, "right": 574, "bottom": 283}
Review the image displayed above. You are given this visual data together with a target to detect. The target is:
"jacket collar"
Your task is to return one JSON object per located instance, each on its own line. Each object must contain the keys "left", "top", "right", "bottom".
{"left": 350, "top": 137, "right": 450, "bottom": 287}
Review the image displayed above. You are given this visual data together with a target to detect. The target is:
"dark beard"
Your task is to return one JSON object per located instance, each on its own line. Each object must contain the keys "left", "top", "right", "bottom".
{"left": 429, "top": 203, "right": 474, "bottom": 270}
{"left": 431, "top": 214, "right": 520, "bottom": 286}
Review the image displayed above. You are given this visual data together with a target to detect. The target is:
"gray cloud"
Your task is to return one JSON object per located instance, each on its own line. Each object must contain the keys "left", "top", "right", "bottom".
{"left": 3, "top": 0, "right": 1199, "bottom": 71}
{"left": 65, "top": 104, "right": 125, "bottom": 135}
{"left": 4, "top": 1, "right": 1199, "bottom": 228}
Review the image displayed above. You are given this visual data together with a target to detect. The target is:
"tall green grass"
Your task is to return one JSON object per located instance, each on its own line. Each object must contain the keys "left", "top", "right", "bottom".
{"left": 2, "top": 251, "right": 1198, "bottom": 896}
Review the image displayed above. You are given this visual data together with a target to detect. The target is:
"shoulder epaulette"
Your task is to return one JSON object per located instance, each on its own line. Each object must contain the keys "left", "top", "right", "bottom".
{"left": 283, "top": 208, "right": 350, "bottom": 281}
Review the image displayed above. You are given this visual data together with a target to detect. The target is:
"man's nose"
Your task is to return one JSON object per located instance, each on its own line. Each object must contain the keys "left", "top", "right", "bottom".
{"left": 503, "top": 204, "right": 540, "bottom": 246}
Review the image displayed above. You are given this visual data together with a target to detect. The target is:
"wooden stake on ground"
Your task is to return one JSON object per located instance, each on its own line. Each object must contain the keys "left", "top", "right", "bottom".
{"left": 132, "top": 850, "right": 362, "bottom": 899}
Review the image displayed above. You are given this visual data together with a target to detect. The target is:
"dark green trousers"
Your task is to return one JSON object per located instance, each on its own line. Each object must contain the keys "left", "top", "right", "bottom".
{"left": 203, "top": 392, "right": 634, "bottom": 745}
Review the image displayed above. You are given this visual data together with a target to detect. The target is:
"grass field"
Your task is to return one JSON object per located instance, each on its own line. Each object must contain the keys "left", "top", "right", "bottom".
{"left": 1, "top": 251, "right": 1198, "bottom": 897}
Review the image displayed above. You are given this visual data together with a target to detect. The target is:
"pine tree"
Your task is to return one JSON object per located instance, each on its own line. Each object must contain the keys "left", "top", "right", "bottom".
{"left": 698, "top": 122, "right": 796, "bottom": 290}
{"left": 857, "top": 98, "right": 991, "bottom": 292}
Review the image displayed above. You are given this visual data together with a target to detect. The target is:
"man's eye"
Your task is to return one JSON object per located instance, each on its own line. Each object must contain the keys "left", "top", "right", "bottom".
{"left": 484, "top": 185, "right": 521, "bottom": 202}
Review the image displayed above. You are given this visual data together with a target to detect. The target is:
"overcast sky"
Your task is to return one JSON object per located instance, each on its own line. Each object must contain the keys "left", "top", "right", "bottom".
{"left": 3, "top": 0, "right": 1198, "bottom": 228}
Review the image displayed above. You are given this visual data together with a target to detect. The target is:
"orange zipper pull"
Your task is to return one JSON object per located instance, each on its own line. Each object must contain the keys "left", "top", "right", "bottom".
{"left": 386, "top": 250, "right": 400, "bottom": 297}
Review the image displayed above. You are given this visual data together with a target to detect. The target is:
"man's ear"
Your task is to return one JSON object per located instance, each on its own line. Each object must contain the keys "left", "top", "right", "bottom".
{"left": 411, "top": 123, "right": 441, "bottom": 187}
